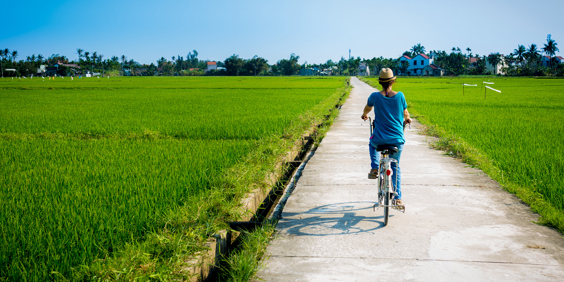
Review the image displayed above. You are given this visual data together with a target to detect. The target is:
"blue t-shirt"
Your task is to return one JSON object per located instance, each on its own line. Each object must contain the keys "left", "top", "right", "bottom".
{"left": 367, "top": 91, "right": 407, "bottom": 146}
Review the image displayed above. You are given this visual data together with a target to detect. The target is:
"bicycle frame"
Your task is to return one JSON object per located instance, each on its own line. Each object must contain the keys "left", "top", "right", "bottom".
{"left": 375, "top": 155, "right": 398, "bottom": 208}
{"left": 373, "top": 149, "right": 405, "bottom": 226}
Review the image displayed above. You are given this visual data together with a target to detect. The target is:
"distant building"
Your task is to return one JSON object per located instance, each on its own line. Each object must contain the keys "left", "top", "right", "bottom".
{"left": 398, "top": 55, "right": 411, "bottom": 75}
{"left": 555, "top": 56, "right": 564, "bottom": 64}
{"left": 422, "top": 64, "right": 444, "bottom": 76}
{"left": 299, "top": 68, "right": 317, "bottom": 76}
{"left": 358, "top": 62, "right": 370, "bottom": 76}
{"left": 207, "top": 61, "right": 217, "bottom": 72}
{"left": 398, "top": 54, "right": 441, "bottom": 76}
{"left": 541, "top": 56, "right": 551, "bottom": 67}
{"left": 485, "top": 54, "right": 505, "bottom": 75}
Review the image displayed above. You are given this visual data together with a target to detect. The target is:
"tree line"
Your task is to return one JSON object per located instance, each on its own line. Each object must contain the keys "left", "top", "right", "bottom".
{"left": 1, "top": 35, "right": 561, "bottom": 77}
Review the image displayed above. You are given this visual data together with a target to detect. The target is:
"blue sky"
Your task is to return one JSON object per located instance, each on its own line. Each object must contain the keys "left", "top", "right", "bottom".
{"left": 1, "top": 0, "right": 562, "bottom": 65}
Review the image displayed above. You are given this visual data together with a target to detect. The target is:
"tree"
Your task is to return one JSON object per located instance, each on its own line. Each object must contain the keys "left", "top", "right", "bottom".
{"left": 224, "top": 54, "right": 244, "bottom": 76}
{"left": 278, "top": 53, "right": 301, "bottom": 75}
{"left": 244, "top": 55, "right": 268, "bottom": 76}
{"left": 466, "top": 47, "right": 471, "bottom": 58}
{"left": 77, "top": 48, "right": 83, "bottom": 62}
{"left": 0, "top": 49, "right": 4, "bottom": 77}
{"left": 525, "top": 44, "right": 540, "bottom": 70}
{"left": 187, "top": 50, "right": 199, "bottom": 68}
{"left": 514, "top": 45, "right": 526, "bottom": 72}
{"left": 542, "top": 35, "right": 559, "bottom": 68}
{"left": 487, "top": 53, "right": 503, "bottom": 75}
{"left": 410, "top": 43, "right": 425, "bottom": 56}
{"left": 12, "top": 50, "right": 18, "bottom": 63}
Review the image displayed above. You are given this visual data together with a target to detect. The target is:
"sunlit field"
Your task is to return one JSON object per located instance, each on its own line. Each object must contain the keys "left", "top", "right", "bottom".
{"left": 363, "top": 76, "right": 564, "bottom": 230}
{"left": 0, "top": 76, "right": 348, "bottom": 281}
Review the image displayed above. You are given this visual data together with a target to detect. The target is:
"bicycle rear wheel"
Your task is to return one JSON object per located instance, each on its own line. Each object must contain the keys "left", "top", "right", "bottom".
{"left": 383, "top": 192, "right": 389, "bottom": 226}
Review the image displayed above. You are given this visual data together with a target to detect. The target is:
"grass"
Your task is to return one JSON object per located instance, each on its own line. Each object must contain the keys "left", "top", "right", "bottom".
{"left": 361, "top": 76, "right": 564, "bottom": 232}
{"left": 0, "top": 76, "right": 349, "bottom": 281}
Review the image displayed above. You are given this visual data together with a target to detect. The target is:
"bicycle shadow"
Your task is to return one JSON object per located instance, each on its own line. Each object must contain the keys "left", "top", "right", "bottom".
{"left": 277, "top": 201, "right": 391, "bottom": 236}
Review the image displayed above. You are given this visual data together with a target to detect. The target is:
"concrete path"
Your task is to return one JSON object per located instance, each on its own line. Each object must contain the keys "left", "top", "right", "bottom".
{"left": 255, "top": 77, "right": 564, "bottom": 281}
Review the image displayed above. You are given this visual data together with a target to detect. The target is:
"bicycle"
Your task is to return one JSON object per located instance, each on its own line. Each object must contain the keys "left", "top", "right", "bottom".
{"left": 368, "top": 117, "right": 408, "bottom": 226}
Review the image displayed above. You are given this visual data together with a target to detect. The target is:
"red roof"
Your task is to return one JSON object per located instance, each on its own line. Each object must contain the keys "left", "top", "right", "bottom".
{"left": 556, "top": 56, "right": 564, "bottom": 60}
{"left": 207, "top": 61, "right": 217, "bottom": 65}
{"left": 401, "top": 55, "right": 411, "bottom": 60}
{"left": 469, "top": 57, "right": 478, "bottom": 63}
{"left": 429, "top": 64, "right": 438, "bottom": 70}
{"left": 418, "top": 54, "right": 430, "bottom": 59}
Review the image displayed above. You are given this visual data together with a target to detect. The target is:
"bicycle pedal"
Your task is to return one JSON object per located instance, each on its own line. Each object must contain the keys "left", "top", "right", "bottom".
{"left": 394, "top": 205, "right": 405, "bottom": 213}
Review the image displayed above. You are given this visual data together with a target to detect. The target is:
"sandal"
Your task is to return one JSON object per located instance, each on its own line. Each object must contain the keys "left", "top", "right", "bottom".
{"left": 368, "top": 168, "right": 379, "bottom": 179}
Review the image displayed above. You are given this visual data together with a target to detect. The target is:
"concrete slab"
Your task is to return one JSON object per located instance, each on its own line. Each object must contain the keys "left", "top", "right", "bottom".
{"left": 255, "top": 77, "right": 564, "bottom": 281}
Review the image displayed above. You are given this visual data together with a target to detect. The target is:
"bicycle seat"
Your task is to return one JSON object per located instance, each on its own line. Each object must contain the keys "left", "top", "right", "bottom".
{"left": 376, "top": 144, "right": 398, "bottom": 154}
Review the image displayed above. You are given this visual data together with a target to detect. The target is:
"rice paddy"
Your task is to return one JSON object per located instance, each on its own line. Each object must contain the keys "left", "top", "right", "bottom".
{"left": 362, "top": 76, "right": 564, "bottom": 231}
{"left": 0, "top": 76, "right": 349, "bottom": 281}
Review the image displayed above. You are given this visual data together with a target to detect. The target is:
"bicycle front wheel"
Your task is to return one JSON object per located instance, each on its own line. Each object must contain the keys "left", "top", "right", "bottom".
{"left": 381, "top": 176, "right": 389, "bottom": 226}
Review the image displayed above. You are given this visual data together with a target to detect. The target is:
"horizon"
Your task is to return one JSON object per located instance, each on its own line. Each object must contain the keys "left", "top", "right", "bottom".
{"left": 1, "top": 0, "right": 562, "bottom": 65}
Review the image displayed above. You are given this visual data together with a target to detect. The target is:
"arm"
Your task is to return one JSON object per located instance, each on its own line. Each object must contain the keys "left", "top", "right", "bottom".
{"left": 404, "top": 109, "right": 412, "bottom": 124}
{"left": 361, "top": 105, "right": 373, "bottom": 120}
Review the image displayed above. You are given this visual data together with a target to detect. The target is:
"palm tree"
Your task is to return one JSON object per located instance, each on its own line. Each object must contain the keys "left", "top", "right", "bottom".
{"left": 514, "top": 45, "right": 526, "bottom": 69}
{"left": 542, "top": 35, "right": 559, "bottom": 68}
{"left": 12, "top": 50, "right": 18, "bottom": 63}
{"left": 487, "top": 53, "right": 503, "bottom": 75}
{"left": 466, "top": 47, "right": 471, "bottom": 58}
{"left": 525, "top": 44, "right": 540, "bottom": 68}
{"left": 84, "top": 51, "right": 90, "bottom": 62}
{"left": 92, "top": 52, "right": 98, "bottom": 70}
{"left": 0, "top": 49, "right": 4, "bottom": 77}
{"left": 121, "top": 55, "right": 127, "bottom": 76}
{"left": 98, "top": 54, "right": 104, "bottom": 76}
{"left": 77, "top": 48, "right": 83, "bottom": 62}
{"left": 410, "top": 43, "right": 426, "bottom": 56}
{"left": 37, "top": 54, "right": 44, "bottom": 64}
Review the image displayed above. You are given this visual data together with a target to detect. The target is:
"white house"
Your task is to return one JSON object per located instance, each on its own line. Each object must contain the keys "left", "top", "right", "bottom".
{"left": 206, "top": 61, "right": 217, "bottom": 72}
{"left": 485, "top": 55, "right": 505, "bottom": 75}
{"left": 358, "top": 62, "right": 370, "bottom": 76}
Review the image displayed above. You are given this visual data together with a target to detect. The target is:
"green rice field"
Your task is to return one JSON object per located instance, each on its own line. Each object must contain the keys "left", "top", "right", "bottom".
{"left": 363, "top": 76, "right": 564, "bottom": 231}
{"left": 0, "top": 76, "right": 349, "bottom": 281}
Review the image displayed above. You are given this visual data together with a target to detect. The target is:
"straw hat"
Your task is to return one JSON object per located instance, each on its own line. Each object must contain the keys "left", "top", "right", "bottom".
{"left": 379, "top": 68, "right": 396, "bottom": 83}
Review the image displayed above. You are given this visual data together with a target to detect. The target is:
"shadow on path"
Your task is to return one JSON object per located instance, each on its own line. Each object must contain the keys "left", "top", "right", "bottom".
{"left": 279, "top": 201, "right": 390, "bottom": 236}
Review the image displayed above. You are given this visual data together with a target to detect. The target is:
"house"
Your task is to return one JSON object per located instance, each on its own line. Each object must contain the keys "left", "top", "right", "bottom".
{"left": 358, "top": 62, "right": 370, "bottom": 76}
{"left": 555, "top": 56, "right": 564, "bottom": 64}
{"left": 541, "top": 56, "right": 551, "bottom": 67}
{"left": 402, "top": 54, "right": 434, "bottom": 75}
{"left": 422, "top": 64, "right": 444, "bottom": 76}
{"left": 207, "top": 61, "right": 217, "bottom": 72}
{"left": 485, "top": 54, "right": 505, "bottom": 75}
{"left": 398, "top": 55, "right": 411, "bottom": 75}
{"left": 299, "top": 68, "right": 317, "bottom": 76}
{"left": 469, "top": 57, "right": 478, "bottom": 67}
{"left": 399, "top": 54, "right": 437, "bottom": 76}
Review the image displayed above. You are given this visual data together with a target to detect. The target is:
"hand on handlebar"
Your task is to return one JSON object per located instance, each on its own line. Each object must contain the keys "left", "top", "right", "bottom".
{"left": 361, "top": 114, "right": 368, "bottom": 121}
